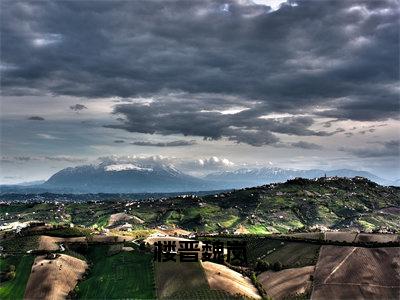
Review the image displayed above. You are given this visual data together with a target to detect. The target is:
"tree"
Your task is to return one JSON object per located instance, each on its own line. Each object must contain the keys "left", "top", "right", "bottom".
{"left": 139, "top": 241, "right": 147, "bottom": 251}
{"left": 273, "top": 261, "right": 282, "bottom": 271}
{"left": 256, "top": 260, "right": 270, "bottom": 272}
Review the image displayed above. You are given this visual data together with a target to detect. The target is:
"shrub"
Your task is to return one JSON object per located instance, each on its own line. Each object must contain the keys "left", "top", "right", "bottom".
{"left": 255, "top": 260, "right": 270, "bottom": 272}
{"left": 5, "top": 271, "right": 16, "bottom": 280}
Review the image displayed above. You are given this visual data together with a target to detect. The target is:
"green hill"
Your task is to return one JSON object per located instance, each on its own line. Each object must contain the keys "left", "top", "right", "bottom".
{"left": 1, "top": 177, "right": 399, "bottom": 233}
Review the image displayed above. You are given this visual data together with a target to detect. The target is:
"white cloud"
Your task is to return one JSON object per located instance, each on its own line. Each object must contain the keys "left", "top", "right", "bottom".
{"left": 32, "top": 33, "right": 62, "bottom": 47}
{"left": 250, "top": 0, "right": 294, "bottom": 10}
{"left": 37, "top": 133, "right": 60, "bottom": 140}
{"left": 197, "top": 156, "right": 235, "bottom": 168}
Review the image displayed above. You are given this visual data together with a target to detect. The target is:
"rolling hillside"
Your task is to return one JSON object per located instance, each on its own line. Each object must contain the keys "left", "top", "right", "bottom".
{"left": 1, "top": 177, "right": 399, "bottom": 233}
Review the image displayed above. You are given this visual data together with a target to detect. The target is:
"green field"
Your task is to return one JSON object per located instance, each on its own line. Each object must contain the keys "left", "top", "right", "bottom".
{"left": 246, "top": 224, "right": 271, "bottom": 234}
{"left": 246, "top": 238, "right": 286, "bottom": 264}
{"left": 168, "top": 288, "right": 240, "bottom": 299}
{"left": 200, "top": 236, "right": 321, "bottom": 269}
{"left": 0, "top": 255, "right": 34, "bottom": 300}
{"left": 94, "top": 214, "right": 109, "bottom": 228}
{"left": 1, "top": 236, "right": 39, "bottom": 253}
{"left": 76, "top": 246, "right": 155, "bottom": 299}
{"left": 155, "top": 261, "right": 209, "bottom": 299}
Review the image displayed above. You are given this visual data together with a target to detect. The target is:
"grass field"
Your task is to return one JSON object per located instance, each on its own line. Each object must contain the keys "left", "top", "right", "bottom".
{"left": 0, "top": 255, "right": 34, "bottom": 300}
{"left": 76, "top": 246, "right": 155, "bottom": 299}
{"left": 246, "top": 225, "right": 271, "bottom": 234}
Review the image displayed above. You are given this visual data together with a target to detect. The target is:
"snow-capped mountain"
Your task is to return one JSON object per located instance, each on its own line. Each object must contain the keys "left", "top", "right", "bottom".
{"left": 205, "top": 167, "right": 395, "bottom": 187}
{"left": 104, "top": 164, "right": 154, "bottom": 172}
{"left": 2, "top": 162, "right": 396, "bottom": 194}
{"left": 42, "top": 161, "right": 215, "bottom": 193}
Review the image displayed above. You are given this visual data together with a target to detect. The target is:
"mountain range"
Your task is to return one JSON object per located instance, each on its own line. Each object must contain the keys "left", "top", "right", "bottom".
{"left": 1, "top": 161, "right": 398, "bottom": 194}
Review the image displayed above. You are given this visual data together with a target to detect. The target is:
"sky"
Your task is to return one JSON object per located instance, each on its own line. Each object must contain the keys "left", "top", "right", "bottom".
{"left": 1, "top": 0, "right": 399, "bottom": 184}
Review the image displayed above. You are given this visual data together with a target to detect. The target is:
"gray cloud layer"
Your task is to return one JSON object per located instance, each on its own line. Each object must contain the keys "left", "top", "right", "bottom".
{"left": 340, "top": 140, "right": 400, "bottom": 158}
{"left": 106, "top": 93, "right": 335, "bottom": 146}
{"left": 28, "top": 116, "right": 45, "bottom": 121}
{"left": 290, "top": 141, "right": 323, "bottom": 150}
{"left": 1, "top": 0, "right": 399, "bottom": 146}
{"left": 131, "top": 140, "right": 196, "bottom": 147}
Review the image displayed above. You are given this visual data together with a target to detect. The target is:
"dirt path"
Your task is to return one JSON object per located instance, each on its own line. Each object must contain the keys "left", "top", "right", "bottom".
{"left": 323, "top": 247, "right": 356, "bottom": 284}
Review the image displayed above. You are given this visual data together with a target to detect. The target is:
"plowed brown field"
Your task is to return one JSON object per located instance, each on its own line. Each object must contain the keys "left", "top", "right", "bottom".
{"left": 311, "top": 245, "right": 400, "bottom": 300}
{"left": 258, "top": 266, "right": 314, "bottom": 299}
{"left": 24, "top": 254, "right": 87, "bottom": 300}
{"left": 202, "top": 261, "right": 261, "bottom": 299}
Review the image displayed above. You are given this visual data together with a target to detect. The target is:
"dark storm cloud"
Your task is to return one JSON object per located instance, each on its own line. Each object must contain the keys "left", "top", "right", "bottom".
{"left": 1, "top": 0, "right": 399, "bottom": 144}
{"left": 70, "top": 104, "right": 88, "bottom": 112}
{"left": 339, "top": 140, "right": 400, "bottom": 158}
{"left": 290, "top": 141, "right": 323, "bottom": 150}
{"left": 28, "top": 116, "right": 45, "bottom": 121}
{"left": 105, "top": 95, "right": 336, "bottom": 146}
{"left": 131, "top": 140, "right": 197, "bottom": 147}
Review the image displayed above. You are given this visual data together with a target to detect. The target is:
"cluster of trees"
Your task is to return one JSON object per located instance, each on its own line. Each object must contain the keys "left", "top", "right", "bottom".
{"left": 255, "top": 259, "right": 283, "bottom": 272}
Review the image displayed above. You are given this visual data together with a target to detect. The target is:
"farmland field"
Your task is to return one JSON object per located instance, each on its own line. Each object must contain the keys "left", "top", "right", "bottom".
{"left": 76, "top": 246, "right": 155, "bottom": 299}
{"left": 246, "top": 238, "right": 285, "bottom": 264}
{"left": 164, "top": 288, "right": 240, "bottom": 299}
{"left": 202, "top": 261, "right": 261, "bottom": 299}
{"left": 290, "top": 232, "right": 324, "bottom": 240}
{"left": 0, "top": 255, "right": 34, "bottom": 300}
{"left": 246, "top": 224, "right": 271, "bottom": 234}
{"left": 258, "top": 265, "right": 314, "bottom": 300}
{"left": 324, "top": 232, "right": 357, "bottom": 243}
{"left": 262, "top": 242, "right": 320, "bottom": 268}
{"left": 312, "top": 245, "right": 400, "bottom": 299}
{"left": 24, "top": 254, "right": 87, "bottom": 300}
{"left": 200, "top": 236, "right": 320, "bottom": 268}
{"left": 355, "top": 233, "right": 399, "bottom": 243}
{"left": 1, "top": 235, "right": 39, "bottom": 253}
{"left": 155, "top": 260, "right": 209, "bottom": 299}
